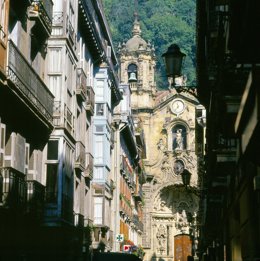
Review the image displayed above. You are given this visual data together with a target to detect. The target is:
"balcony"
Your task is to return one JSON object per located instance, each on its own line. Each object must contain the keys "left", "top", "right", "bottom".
{"left": 86, "top": 86, "right": 95, "bottom": 116}
{"left": 93, "top": 225, "right": 110, "bottom": 244}
{"left": 215, "top": 136, "right": 237, "bottom": 163}
{"left": 134, "top": 185, "right": 143, "bottom": 202}
{"left": 133, "top": 214, "right": 144, "bottom": 233}
{"left": 7, "top": 40, "right": 54, "bottom": 125}
{"left": 76, "top": 68, "right": 87, "bottom": 102}
{"left": 75, "top": 141, "right": 86, "bottom": 172}
{"left": 52, "top": 11, "right": 64, "bottom": 36}
{"left": 85, "top": 152, "right": 94, "bottom": 179}
{"left": 28, "top": 0, "right": 53, "bottom": 36}
{"left": 52, "top": 101, "right": 75, "bottom": 136}
{"left": 74, "top": 213, "right": 84, "bottom": 228}
{"left": 64, "top": 104, "right": 75, "bottom": 136}
{"left": 66, "top": 16, "right": 76, "bottom": 45}
{"left": 26, "top": 180, "right": 45, "bottom": 220}
{"left": 0, "top": 25, "right": 7, "bottom": 75}
{"left": 0, "top": 167, "right": 27, "bottom": 210}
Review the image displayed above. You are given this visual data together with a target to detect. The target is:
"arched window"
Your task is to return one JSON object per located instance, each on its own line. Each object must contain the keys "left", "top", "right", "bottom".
{"left": 172, "top": 124, "right": 187, "bottom": 150}
{"left": 127, "top": 63, "right": 138, "bottom": 82}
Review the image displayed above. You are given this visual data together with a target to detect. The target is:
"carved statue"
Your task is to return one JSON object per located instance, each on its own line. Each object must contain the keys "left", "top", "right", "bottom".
{"left": 156, "top": 224, "right": 167, "bottom": 254}
{"left": 176, "top": 129, "right": 183, "bottom": 150}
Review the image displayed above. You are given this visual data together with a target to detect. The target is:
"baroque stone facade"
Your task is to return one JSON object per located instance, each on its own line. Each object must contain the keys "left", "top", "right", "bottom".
{"left": 119, "top": 15, "right": 204, "bottom": 261}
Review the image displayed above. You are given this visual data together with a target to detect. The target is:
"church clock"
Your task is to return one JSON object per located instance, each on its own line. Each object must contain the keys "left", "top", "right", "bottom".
{"left": 171, "top": 99, "right": 185, "bottom": 114}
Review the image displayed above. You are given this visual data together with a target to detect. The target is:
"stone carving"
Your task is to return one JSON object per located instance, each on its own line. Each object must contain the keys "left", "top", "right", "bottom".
{"left": 153, "top": 186, "right": 199, "bottom": 215}
{"left": 173, "top": 160, "right": 185, "bottom": 175}
{"left": 176, "top": 129, "right": 184, "bottom": 150}
{"left": 156, "top": 224, "right": 167, "bottom": 255}
{"left": 175, "top": 209, "right": 190, "bottom": 234}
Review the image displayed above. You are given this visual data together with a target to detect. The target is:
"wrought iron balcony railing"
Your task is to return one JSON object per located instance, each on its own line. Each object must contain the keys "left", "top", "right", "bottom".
{"left": 0, "top": 167, "right": 27, "bottom": 209}
{"left": 52, "top": 101, "right": 75, "bottom": 135}
{"left": 85, "top": 152, "right": 94, "bottom": 179}
{"left": 134, "top": 185, "right": 143, "bottom": 202}
{"left": 64, "top": 104, "right": 75, "bottom": 135}
{"left": 86, "top": 85, "right": 95, "bottom": 115}
{"left": 52, "top": 11, "right": 64, "bottom": 36}
{"left": 27, "top": 180, "right": 45, "bottom": 220}
{"left": 76, "top": 68, "right": 87, "bottom": 101}
{"left": 66, "top": 15, "right": 76, "bottom": 45}
{"left": 28, "top": 0, "right": 53, "bottom": 35}
{"left": 7, "top": 40, "right": 54, "bottom": 124}
{"left": 75, "top": 141, "right": 86, "bottom": 171}
{"left": 133, "top": 214, "right": 144, "bottom": 232}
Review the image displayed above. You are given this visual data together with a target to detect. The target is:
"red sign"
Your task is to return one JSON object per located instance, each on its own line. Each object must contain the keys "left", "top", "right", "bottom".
{"left": 123, "top": 245, "right": 132, "bottom": 252}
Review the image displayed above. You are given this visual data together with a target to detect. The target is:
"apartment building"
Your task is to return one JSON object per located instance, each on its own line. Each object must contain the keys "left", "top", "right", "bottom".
{"left": 0, "top": 0, "right": 122, "bottom": 260}
{"left": 197, "top": 1, "right": 260, "bottom": 261}
{"left": 0, "top": 0, "right": 54, "bottom": 260}
{"left": 112, "top": 83, "right": 146, "bottom": 256}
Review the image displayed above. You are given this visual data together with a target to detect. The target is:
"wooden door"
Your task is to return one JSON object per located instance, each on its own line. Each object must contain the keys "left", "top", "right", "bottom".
{"left": 174, "top": 234, "right": 192, "bottom": 261}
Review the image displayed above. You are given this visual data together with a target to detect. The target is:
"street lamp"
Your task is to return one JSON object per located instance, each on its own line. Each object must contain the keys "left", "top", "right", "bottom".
{"left": 162, "top": 44, "right": 186, "bottom": 78}
{"left": 162, "top": 44, "right": 197, "bottom": 96}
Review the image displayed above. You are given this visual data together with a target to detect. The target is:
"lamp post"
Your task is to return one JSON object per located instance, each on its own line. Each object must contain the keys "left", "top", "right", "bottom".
{"left": 162, "top": 44, "right": 197, "bottom": 96}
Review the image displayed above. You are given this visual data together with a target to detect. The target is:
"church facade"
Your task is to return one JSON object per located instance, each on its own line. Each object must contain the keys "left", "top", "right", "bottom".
{"left": 118, "top": 15, "right": 205, "bottom": 261}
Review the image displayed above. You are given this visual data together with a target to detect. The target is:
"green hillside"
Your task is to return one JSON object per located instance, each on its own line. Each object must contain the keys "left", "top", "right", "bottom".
{"left": 102, "top": 0, "right": 196, "bottom": 89}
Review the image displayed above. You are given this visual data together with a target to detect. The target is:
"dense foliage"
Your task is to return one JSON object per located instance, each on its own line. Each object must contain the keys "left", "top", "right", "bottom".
{"left": 102, "top": 0, "right": 196, "bottom": 89}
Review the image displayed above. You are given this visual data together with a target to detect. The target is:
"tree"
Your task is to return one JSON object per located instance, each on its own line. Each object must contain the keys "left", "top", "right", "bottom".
{"left": 102, "top": 0, "right": 196, "bottom": 88}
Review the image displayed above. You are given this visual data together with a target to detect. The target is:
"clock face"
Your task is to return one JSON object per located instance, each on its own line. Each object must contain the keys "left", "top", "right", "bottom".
{"left": 171, "top": 100, "right": 185, "bottom": 114}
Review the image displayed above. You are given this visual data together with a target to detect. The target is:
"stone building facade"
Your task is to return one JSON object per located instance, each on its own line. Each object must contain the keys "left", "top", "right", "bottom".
{"left": 118, "top": 16, "right": 205, "bottom": 261}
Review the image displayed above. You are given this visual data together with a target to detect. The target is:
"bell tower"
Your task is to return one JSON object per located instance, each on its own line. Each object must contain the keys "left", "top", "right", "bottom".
{"left": 118, "top": 13, "right": 156, "bottom": 110}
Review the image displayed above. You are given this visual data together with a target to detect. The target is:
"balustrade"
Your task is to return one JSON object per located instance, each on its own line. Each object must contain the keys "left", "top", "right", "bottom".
{"left": 7, "top": 40, "right": 54, "bottom": 123}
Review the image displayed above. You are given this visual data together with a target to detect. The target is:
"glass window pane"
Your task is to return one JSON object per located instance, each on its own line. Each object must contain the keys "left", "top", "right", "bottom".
{"left": 46, "top": 164, "right": 58, "bottom": 203}
{"left": 47, "top": 140, "right": 59, "bottom": 160}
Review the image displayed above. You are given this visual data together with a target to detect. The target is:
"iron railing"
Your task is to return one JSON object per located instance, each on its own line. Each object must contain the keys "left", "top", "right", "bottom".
{"left": 76, "top": 68, "right": 87, "bottom": 100}
{"left": 66, "top": 15, "right": 76, "bottom": 45}
{"left": 86, "top": 86, "right": 95, "bottom": 115}
{"left": 27, "top": 180, "right": 45, "bottom": 219}
{"left": 85, "top": 152, "right": 94, "bottom": 179}
{"left": 75, "top": 141, "right": 86, "bottom": 170}
{"left": 7, "top": 40, "right": 54, "bottom": 123}
{"left": 52, "top": 11, "right": 64, "bottom": 36}
{"left": 0, "top": 167, "right": 27, "bottom": 209}
{"left": 134, "top": 184, "right": 143, "bottom": 202}
{"left": 28, "top": 0, "right": 53, "bottom": 34}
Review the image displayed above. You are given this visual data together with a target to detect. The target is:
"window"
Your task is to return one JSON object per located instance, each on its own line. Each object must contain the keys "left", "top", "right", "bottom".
{"left": 96, "top": 103, "right": 105, "bottom": 116}
{"left": 47, "top": 140, "right": 59, "bottom": 160}
{"left": 46, "top": 164, "right": 58, "bottom": 203}
{"left": 67, "top": 55, "right": 74, "bottom": 93}
{"left": 172, "top": 124, "right": 187, "bottom": 150}
{"left": 0, "top": 0, "right": 7, "bottom": 42}
{"left": 94, "top": 166, "right": 104, "bottom": 180}
{"left": 94, "top": 197, "right": 103, "bottom": 224}
{"left": 46, "top": 140, "right": 59, "bottom": 203}
{"left": 95, "top": 80, "right": 104, "bottom": 101}
{"left": 128, "top": 64, "right": 138, "bottom": 82}
{"left": 95, "top": 135, "right": 104, "bottom": 164}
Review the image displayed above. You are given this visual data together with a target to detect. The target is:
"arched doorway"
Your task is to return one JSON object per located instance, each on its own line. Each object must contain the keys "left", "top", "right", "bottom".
{"left": 151, "top": 185, "right": 198, "bottom": 261}
{"left": 174, "top": 234, "right": 192, "bottom": 261}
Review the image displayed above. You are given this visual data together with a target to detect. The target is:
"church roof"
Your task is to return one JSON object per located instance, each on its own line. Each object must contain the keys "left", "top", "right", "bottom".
{"left": 125, "top": 13, "right": 148, "bottom": 51}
